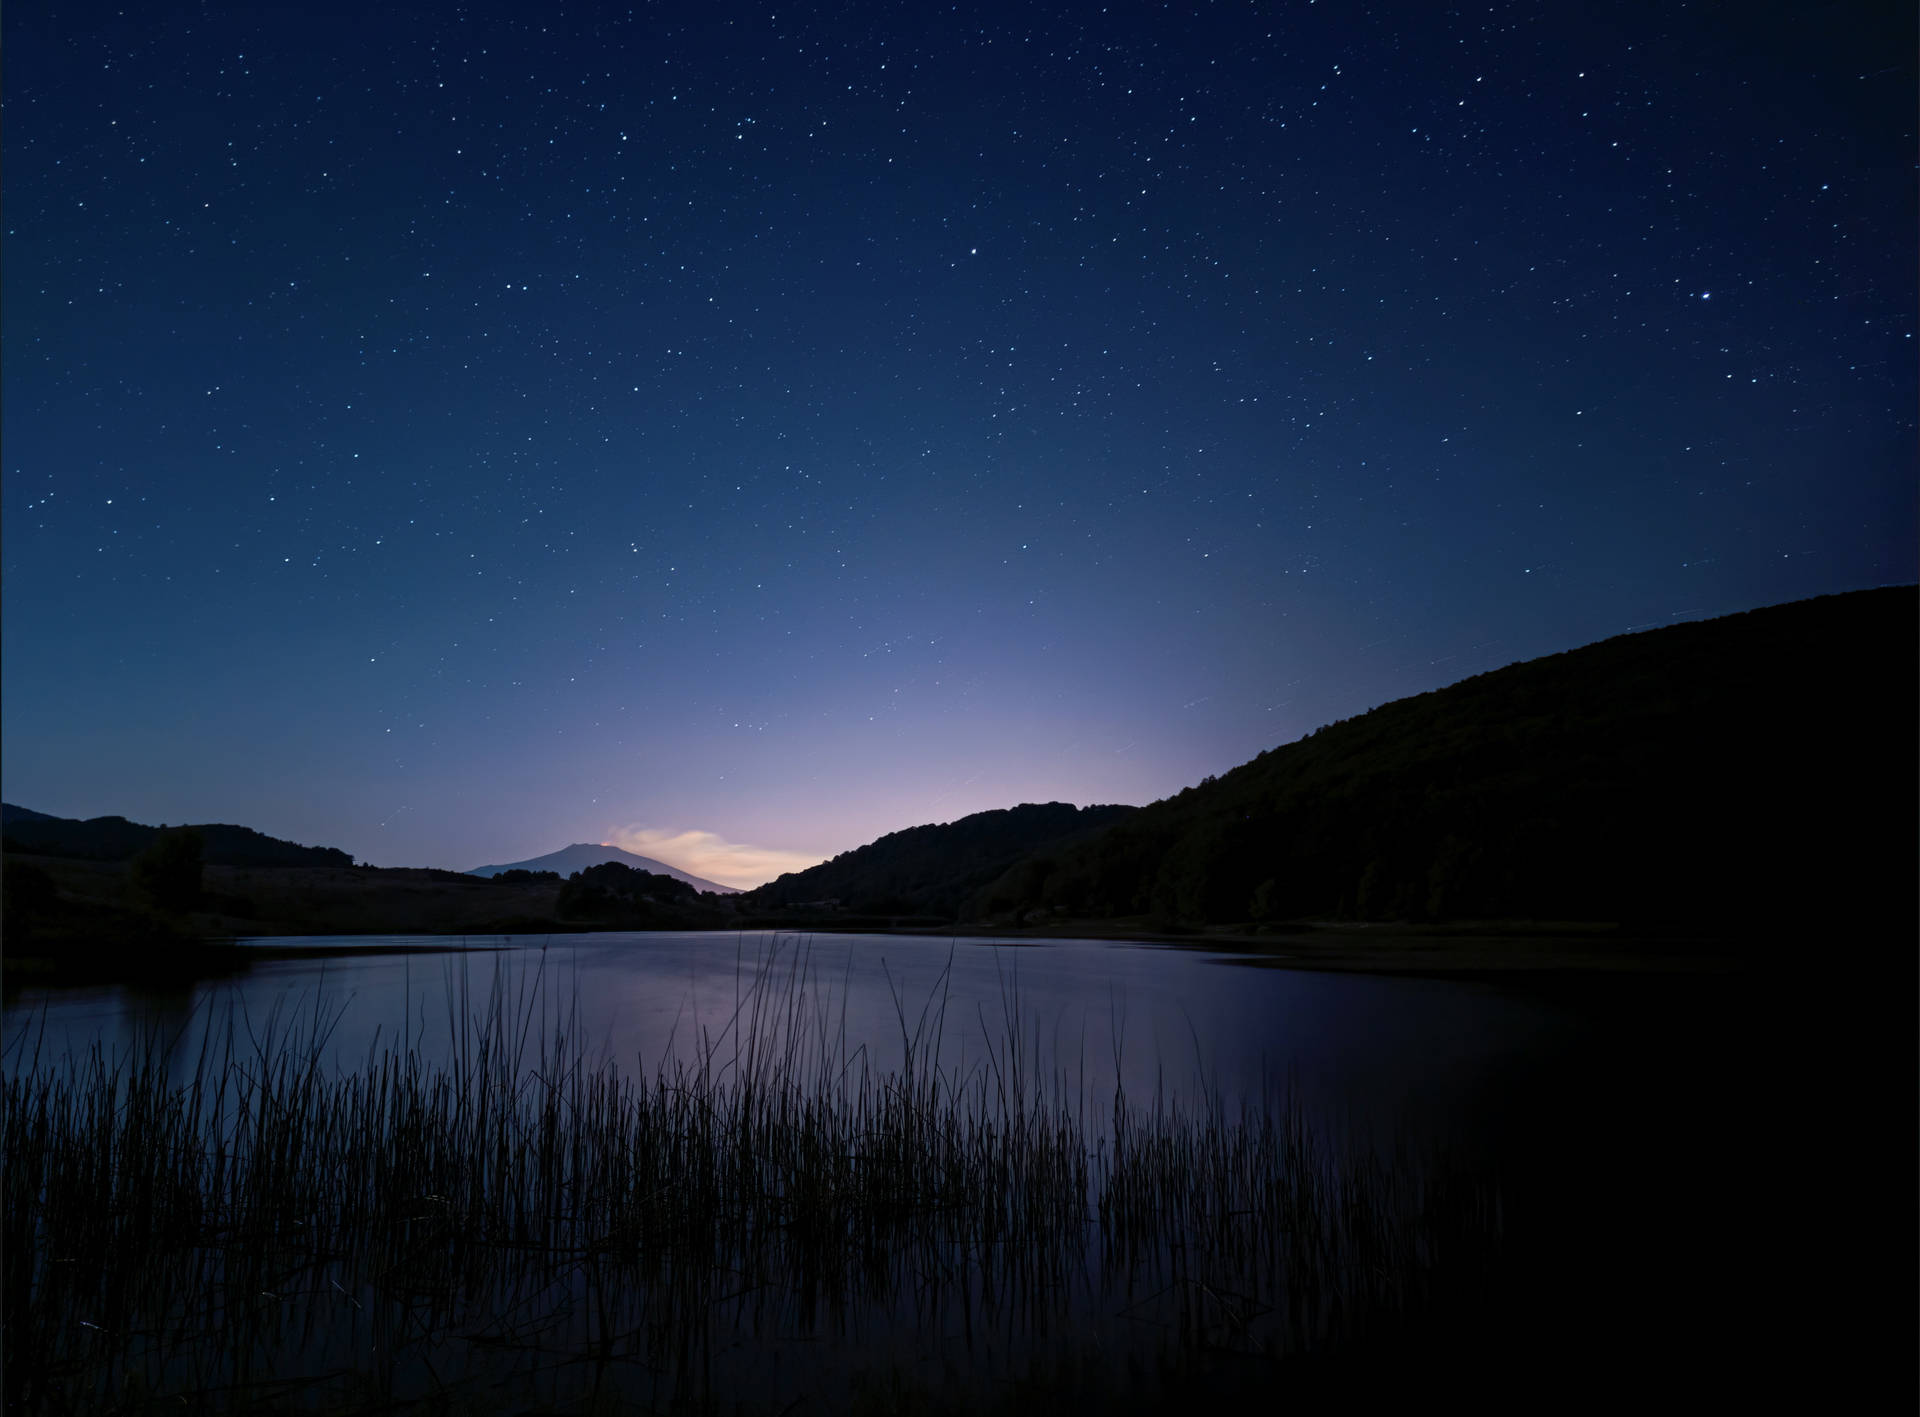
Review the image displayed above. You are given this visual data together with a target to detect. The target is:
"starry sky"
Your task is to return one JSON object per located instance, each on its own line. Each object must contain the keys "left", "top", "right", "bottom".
{"left": 4, "top": 2, "right": 1913, "bottom": 886}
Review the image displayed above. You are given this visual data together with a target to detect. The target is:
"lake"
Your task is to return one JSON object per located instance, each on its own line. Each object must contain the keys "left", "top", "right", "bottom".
{"left": 4, "top": 930, "right": 1585, "bottom": 1146}
{"left": 3, "top": 930, "right": 1892, "bottom": 1411}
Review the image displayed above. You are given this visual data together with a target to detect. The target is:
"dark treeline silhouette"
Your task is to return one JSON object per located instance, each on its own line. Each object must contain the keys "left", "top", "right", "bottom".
{"left": 128, "top": 827, "right": 204, "bottom": 912}
{"left": 745, "top": 802, "right": 1137, "bottom": 919}
{"left": 555, "top": 861, "right": 733, "bottom": 928}
{"left": 3, "top": 827, "right": 255, "bottom": 981}
{"left": 0, "top": 805, "right": 352, "bottom": 869}
{"left": 970, "top": 587, "right": 1916, "bottom": 936}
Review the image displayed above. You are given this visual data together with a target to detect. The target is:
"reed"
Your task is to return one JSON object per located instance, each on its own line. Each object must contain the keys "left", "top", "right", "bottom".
{"left": 1, "top": 938, "right": 1499, "bottom": 1414}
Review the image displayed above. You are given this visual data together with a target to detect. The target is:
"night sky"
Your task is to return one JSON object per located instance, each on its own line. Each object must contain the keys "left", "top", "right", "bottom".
{"left": 4, "top": 2, "right": 1913, "bottom": 886}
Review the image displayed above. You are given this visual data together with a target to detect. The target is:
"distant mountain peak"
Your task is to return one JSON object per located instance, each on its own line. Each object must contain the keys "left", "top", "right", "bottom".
{"left": 468, "top": 842, "right": 739, "bottom": 894}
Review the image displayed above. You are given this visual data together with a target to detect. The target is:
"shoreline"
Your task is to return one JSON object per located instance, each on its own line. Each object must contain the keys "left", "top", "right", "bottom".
{"left": 0, "top": 851, "right": 1794, "bottom": 983}
{"left": 211, "top": 916, "right": 1749, "bottom": 975}
{"left": 784, "top": 918, "right": 1748, "bottom": 976}
{"left": 3, "top": 903, "right": 1753, "bottom": 989}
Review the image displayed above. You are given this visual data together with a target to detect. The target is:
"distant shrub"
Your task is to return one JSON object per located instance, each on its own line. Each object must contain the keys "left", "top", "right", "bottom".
{"left": 130, "top": 827, "right": 204, "bottom": 913}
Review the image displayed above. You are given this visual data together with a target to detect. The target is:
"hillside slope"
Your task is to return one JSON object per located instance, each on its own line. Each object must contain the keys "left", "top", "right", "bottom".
{"left": 1, "top": 806, "right": 353, "bottom": 869}
{"left": 747, "top": 802, "right": 1137, "bottom": 918}
{"left": 972, "top": 587, "right": 1917, "bottom": 935}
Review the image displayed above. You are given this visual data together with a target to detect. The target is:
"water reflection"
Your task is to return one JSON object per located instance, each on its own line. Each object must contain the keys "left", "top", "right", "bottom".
{"left": 3, "top": 930, "right": 1803, "bottom": 1411}
{"left": 2, "top": 931, "right": 1579, "bottom": 1150}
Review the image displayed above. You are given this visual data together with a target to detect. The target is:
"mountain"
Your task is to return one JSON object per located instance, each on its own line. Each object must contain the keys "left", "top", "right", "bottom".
{"left": 1, "top": 806, "right": 354, "bottom": 868}
{"left": 468, "top": 843, "right": 739, "bottom": 894}
{"left": 970, "top": 587, "right": 1917, "bottom": 936}
{"left": 745, "top": 802, "right": 1138, "bottom": 918}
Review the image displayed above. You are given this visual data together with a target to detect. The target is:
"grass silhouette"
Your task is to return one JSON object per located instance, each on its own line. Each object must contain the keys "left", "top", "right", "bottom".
{"left": 3, "top": 938, "right": 1499, "bottom": 1413}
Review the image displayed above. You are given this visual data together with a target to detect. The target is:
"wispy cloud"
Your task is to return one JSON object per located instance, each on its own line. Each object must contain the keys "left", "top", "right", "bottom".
{"left": 604, "top": 826, "right": 825, "bottom": 890}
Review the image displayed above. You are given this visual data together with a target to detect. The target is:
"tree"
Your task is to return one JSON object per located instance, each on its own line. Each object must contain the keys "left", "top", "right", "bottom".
{"left": 1424, "top": 834, "right": 1480, "bottom": 921}
{"left": 1354, "top": 859, "right": 1387, "bottom": 920}
{"left": 130, "top": 826, "right": 204, "bottom": 912}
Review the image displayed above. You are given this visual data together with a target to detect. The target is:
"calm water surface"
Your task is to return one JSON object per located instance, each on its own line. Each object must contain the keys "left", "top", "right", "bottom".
{"left": 3, "top": 930, "right": 1584, "bottom": 1147}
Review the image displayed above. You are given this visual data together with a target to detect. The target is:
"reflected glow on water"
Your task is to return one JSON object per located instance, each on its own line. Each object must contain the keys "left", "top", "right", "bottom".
{"left": 3, "top": 931, "right": 1576, "bottom": 1146}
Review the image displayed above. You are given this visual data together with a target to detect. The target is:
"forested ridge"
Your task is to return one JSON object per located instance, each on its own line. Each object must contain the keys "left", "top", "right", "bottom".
{"left": 970, "top": 587, "right": 1916, "bottom": 933}
{"left": 0, "top": 806, "right": 353, "bottom": 869}
{"left": 746, "top": 802, "right": 1137, "bottom": 918}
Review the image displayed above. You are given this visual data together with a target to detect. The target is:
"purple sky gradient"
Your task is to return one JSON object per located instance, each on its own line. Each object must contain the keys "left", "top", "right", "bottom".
{"left": 4, "top": 1, "right": 1912, "bottom": 882}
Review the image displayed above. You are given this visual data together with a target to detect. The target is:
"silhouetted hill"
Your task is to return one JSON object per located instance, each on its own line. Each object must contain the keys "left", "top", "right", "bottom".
{"left": 469, "top": 843, "right": 738, "bottom": 894}
{"left": 1, "top": 806, "right": 353, "bottom": 869}
{"left": 551, "top": 861, "right": 737, "bottom": 928}
{"left": 0, "top": 805, "right": 61, "bottom": 825}
{"left": 971, "top": 588, "right": 1917, "bottom": 937}
{"left": 746, "top": 802, "right": 1138, "bottom": 918}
